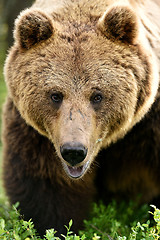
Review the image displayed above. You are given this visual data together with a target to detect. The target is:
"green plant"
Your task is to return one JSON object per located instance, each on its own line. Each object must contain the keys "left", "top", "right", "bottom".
{"left": 80, "top": 200, "right": 150, "bottom": 239}
{"left": 1, "top": 199, "right": 160, "bottom": 240}
{"left": 126, "top": 204, "right": 160, "bottom": 240}
{"left": 0, "top": 202, "right": 87, "bottom": 240}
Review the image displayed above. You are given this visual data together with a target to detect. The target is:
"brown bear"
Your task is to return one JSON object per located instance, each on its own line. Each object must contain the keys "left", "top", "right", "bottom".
{"left": 2, "top": 0, "right": 160, "bottom": 237}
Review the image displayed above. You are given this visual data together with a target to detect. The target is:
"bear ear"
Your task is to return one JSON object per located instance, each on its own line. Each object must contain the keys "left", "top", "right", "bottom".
{"left": 14, "top": 9, "right": 54, "bottom": 50}
{"left": 98, "top": 5, "right": 139, "bottom": 44}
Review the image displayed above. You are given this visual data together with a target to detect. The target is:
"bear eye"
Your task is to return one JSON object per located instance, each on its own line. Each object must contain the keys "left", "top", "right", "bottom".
{"left": 90, "top": 92, "right": 103, "bottom": 105}
{"left": 51, "top": 92, "right": 63, "bottom": 104}
{"left": 93, "top": 94, "right": 102, "bottom": 103}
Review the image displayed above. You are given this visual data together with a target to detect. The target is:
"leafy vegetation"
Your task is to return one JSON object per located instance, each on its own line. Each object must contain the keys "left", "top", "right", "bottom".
{"left": 0, "top": 199, "right": 160, "bottom": 239}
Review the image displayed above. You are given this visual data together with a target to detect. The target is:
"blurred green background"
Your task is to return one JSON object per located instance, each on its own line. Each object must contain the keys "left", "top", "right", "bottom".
{"left": 0, "top": 0, "right": 33, "bottom": 198}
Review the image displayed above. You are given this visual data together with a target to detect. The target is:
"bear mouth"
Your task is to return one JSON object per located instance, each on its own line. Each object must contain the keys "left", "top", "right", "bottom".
{"left": 63, "top": 161, "right": 90, "bottom": 179}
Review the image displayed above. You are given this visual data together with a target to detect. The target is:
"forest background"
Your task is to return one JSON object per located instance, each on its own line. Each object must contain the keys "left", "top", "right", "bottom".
{"left": 0, "top": 0, "right": 33, "bottom": 201}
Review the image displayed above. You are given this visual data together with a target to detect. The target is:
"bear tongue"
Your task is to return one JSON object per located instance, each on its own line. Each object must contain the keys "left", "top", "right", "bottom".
{"left": 64, "top": 161, "right": 90, "bottom": 178}
{"left": 67, "top": 165, "right": 84, "bottom": 178}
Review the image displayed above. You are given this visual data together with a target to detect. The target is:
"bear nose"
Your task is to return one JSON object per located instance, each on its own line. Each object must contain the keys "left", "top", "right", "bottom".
{"left": 60, "top": 143, "right": 88, "bottom": 166}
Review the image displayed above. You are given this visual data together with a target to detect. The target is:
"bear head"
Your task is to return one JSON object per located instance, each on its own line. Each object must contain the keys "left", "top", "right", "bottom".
{"left": 4, "top": 4, "right": 159, "bottom": 179}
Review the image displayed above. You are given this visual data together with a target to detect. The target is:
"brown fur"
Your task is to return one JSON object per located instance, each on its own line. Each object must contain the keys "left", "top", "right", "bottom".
{"left": 2, "top": 0, "right": 160, "bottom": 236}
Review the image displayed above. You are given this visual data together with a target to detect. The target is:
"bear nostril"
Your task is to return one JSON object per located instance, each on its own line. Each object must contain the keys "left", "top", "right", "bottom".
{"left": 60, "top": 143, "right": 88, "bottom": 166}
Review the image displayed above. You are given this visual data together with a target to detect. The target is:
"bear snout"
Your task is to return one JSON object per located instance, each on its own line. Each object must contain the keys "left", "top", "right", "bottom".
{"left": 60, "top": 142, "right": 88, "bottom": 166}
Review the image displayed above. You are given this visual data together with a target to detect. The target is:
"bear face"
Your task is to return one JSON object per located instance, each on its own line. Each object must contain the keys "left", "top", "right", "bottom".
{"left": 4, "top": 4, "right": 159, "bottom": 179}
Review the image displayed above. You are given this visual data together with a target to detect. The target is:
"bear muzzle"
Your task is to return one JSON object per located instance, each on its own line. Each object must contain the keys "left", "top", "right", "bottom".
{"left": 60, "top": 142, "right": 89, "bottom": 178}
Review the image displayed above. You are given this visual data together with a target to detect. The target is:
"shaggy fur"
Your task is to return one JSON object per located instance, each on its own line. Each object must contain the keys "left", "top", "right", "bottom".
{"left": 2, "top": 0, "right": 160, "bottom": 236}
